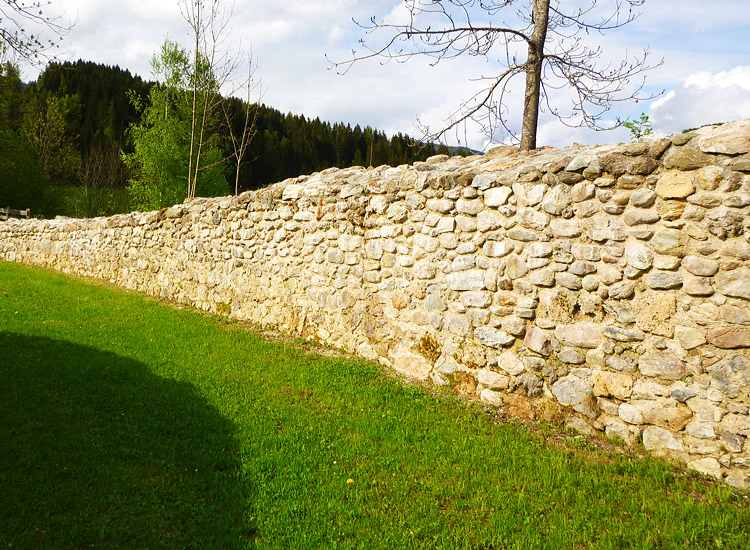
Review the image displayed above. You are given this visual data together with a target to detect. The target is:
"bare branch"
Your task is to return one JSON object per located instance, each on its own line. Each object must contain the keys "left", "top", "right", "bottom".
{"left": 332, "top": 0, "right": 661, "bottom": 151}
{"left": 0, "top": 0, "right": 76, "bottom": 65}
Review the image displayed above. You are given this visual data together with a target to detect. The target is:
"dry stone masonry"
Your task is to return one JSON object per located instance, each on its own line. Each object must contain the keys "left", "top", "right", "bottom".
{"left": 3, "top": 119, "right": 750, "bottom": 488}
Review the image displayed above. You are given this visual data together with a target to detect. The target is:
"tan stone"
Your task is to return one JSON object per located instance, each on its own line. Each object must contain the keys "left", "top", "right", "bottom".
{"left": 593, "top": 371, "right": 633, "bottom": 400}
{"left": 707, "top": 327, "right": 750, "bottom": 349}
{"left": 656, "top": 171, "right": 696, "bottom": 199}
{"left": 392, "top": 345, "right": 433, "bottom": 380}
{"left": 633, "top": 290, "right": 676, "bottom": 337}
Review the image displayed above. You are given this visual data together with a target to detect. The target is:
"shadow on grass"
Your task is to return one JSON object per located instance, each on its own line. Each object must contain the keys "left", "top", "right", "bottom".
{"left": 0, "top": 332, "right": 254, "bottom": 549}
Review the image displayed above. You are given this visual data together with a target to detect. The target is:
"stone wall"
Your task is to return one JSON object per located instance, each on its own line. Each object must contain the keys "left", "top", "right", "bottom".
{"left": 3, "top": 119, "right": 750, "bottom": 488}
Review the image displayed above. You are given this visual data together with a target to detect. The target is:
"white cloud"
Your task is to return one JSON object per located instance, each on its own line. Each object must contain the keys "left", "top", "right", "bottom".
{"left": 649, "top": 66, "right": 750, "bottom": 135}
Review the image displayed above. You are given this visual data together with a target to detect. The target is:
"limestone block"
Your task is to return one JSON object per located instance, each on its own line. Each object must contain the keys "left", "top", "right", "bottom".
{"left": 716, "top": 268, "right": 750, "bottom": 301}
{"left": 392, "top": 345, "right": 432, "bottom": 380}
{"left": 484, "top": 187, "right": 513, "bottom": 207}
{"left": 643, "top": 426, "right": 684, "bottom": 454}
{"left": 688, "top": 457, "right": 723, "bottom": 479}
{"left": 695, "top": 119, "right": 750, "bottom": 154}
{"left": 518, "top": 208, "right": 550, "bottom": 231}
{"left": 529, "top": 269, "right": 555, "bottom": 287}
{"left": 480, "top": 388, "right": 504, "bottom": 407}
{"left": 491, "top": 350, "right": 524, "bottom": 376}
{"left": 656, "top": 171, "right": 696, "bottom": 199}
{"left": 477, "top": 210, "right": 504, "bottom": 232}
{"left": 623, "top": 209, "right": 660, "bottom": 226}
{"left": 721, "top": 431, "right": 745, "bottom": 453}
{"left": 608, "top": 280, "right": 635, "bottom": 300}
{"left": 625, "top": 240, "right": 653, "bottom": 270}
{"left": 629, "top": 188, "right": 657, "bottom": 207}
{"left": 551, "top": 376, "right": 592, "bottom": 406}
{"left": 456, "top": 198, "right": 484, "bottom": 216}
{"left": 663, "top": 145, "right": 713, "bottom": 171}
{"left": 483, "top": 240, "right": 513, "bottom": 258}
{"left": 475, "top": 327, "right": 514, "bottom": 349}
{"left": 638, "top": 352, "right": 687, "bottom": 380}
{"left": 524, "top": 325, "right": 560, "bottom": 356}
{"left": 446, "top": 270, "right": 486, "bottom": 291}
{"left": 550, "top": 219, "right": 582, "bottom": 238}
{"left": 619, "top": 398, "right": 691, "bottom": 430}
{"left": 602, "top": 326, "right": 645, "bottom": 342}
{"left": 633, "top": 291, "right": 676, "bottom": 337}
{"left": 477, "top": 369, "right": 511, "bottom": 390}
{"left": 593, "top": 371, "right": 633, "bottom": 400}
{"left": 707, "top": 327, "right": 750, "bottom": 349}
{"left": 675, "top": 326, "right": 706, "bottom": 350}
{"left": 554, "top": 322, "right": 603, "bottom": 349}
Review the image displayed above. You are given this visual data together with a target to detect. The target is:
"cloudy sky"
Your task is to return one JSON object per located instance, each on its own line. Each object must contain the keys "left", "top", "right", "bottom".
{"left": 16, "top": 0, "right": 750, "bottom": 150}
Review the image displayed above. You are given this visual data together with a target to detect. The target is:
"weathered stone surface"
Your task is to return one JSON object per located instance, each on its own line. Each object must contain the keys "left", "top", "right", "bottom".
{"left": 524, "top": 325, "right": 559, "bottom": 356}
{"left": 675, "top": 326, "right": 706, "bottom": 350}
{"left": 484, "top": 186, "right": 513, "bottom": 207}
{"left": 602, "top": 326, "right": 645, "bottom": 342}
{"left": 446, "top": 270, "right": 486, "bottom": 291}
{"left": 633, "top": 291, "right": 676, "bottom": 337}
{"left": 392, "top": 345, "right": 432, "bottom": 379}
{"left": 477, "top": 369, "right": 511, "bottom": 390}
{"left": 643, "top": 426, "right": 684, "bottom": 454}
{"left": 639, "top": 352, "right": 687, "bottom": 380}
{"left": 688, "top": 458, "right": 723, "bottom": 479}
{"left": 623, "top": 209, "right": 660, "bottom": 226}
{"left": 551, "top": 376, "right": 591, "bottom": 406}
{"left": 505, "top": 255, "right": 529, "bottom": 280}
{"left": 707, "top": 327, "right": 750, "bottom": 349}
{"left": 656, "top": 171, "right": 696, "bottom": 199}
{"left": 480, "top": 388, "right": 504, "bottom": 407}
{"left": 645, "top": 270, "right": 683, "bottom": 290}
{"left": 715, "top": 268, "right": 750, "bottom": 300}
{"left": 681, "top": 256, "right": 719, "bottom": 277}
{"left": 695, "top": 119, "right": 750, "bottom": 154}
{"left": 475, "top": 327, "right": 514, "bottom": 348}
{"left": 651, "top": 229, "right": 687, "bottom": 256}
{"left": 497, "top": 350, "right": 526, "bottom": 376}
{"left": 663, "top": 145, "right": 713, "bottom": 171}
{"left": 550, "top": 219, "right": 582, "bottom": 238}
{"left": 629, "top": 188, "right": 657, "bottom": 207}
{"left": 593, "top": 371, "right": 633, "bottom": 400}
{"left": 625, "top": 240, "right": 653, "bottom": 270}
{"left": 554, "top": 322, "right": 603, "bottom": 349}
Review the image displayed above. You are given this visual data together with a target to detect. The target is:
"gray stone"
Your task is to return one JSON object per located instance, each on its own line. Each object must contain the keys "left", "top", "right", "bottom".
{"left": 556, "top": 272, "right": 583, "bottom": 290}
{"left": 475, "top": 327, "right": 514, "bottom": 348}
{"left": 629, "top": 188, "right": 657, "bottom": 207}
{"left": 558, "top": 348, "right": 585, "bottom": 365}
{"left": 645, "top": 270, "right": 683, "bottom": 290}
{"left": 663, "top": 145, "right": 713, "bottom": 171}
{"left": 608, "top": 280, "right": 636, "bottom": 300}
{"left": 643, "top": 426, "right": 684, "bottom": 453}
{"left": 424, "top": 293, "right": 447, "bottom": 312}
{"left": 670, "top": 385, "right": 697, "bottom": 403}
{"left": 456, "top": 198, "right": 484, "bottom": 215}
{"left": 721, "top": 431, "right": 744, "bottom": 453}
{"left": 602, "top": 326, "right": 645, "bottom": 342}
{"left": 681, "top": 256, "right": 719, "bottom": 277}
{"left": 551, "top": 376, "right": 592, "bottom": 406}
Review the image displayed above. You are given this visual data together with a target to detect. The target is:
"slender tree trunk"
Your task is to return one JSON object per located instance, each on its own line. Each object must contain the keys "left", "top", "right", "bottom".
{"left": 520, "top": 0, "right": 550, "bottom": 152}
{"left": 188, "top": 2, "right": 201, "bottom": 199}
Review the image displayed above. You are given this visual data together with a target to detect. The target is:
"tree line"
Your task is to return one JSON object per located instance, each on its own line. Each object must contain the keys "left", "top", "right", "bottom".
{"left": 0, "top": 58, "right": 459, "bottom": 218}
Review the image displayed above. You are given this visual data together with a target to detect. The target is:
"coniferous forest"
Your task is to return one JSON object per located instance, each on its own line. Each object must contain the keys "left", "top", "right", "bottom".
{"left": 0, "top": 59, "right": 461, "bottom": 219}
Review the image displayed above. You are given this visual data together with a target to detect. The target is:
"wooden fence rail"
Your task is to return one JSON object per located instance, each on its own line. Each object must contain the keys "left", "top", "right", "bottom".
{"left": 0, "top": 207, "right": 31, "bottom": 221}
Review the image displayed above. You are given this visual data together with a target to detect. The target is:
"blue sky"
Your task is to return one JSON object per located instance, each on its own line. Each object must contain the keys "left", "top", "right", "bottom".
{"left": 18, "top": 0, "right": 750, "bottom": 150}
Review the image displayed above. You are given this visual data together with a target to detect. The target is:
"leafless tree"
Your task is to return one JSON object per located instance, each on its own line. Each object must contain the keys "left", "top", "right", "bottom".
{"left": 223, "top": 58, "right": 261, "bottom": 195}
{"left": 0, "top": 0, "right": 74, "bottom": 64}
{"left": 332, "top": 0, "right": 662, "bottom": 151}
{"left": 179, "top": 0, "right": 253, "bottom": 199}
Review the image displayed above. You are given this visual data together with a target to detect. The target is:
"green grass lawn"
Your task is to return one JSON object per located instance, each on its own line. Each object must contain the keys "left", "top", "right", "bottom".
{"left": 1, "top": 262, "right": 748, "bottom": 549}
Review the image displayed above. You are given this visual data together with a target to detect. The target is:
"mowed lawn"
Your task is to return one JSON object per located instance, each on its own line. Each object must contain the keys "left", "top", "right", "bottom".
{"left": 0, "top": 262, "right": 748, "bottom": 549}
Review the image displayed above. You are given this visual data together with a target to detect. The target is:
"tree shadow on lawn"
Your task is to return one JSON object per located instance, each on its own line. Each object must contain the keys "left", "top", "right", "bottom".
{"left": 0, "top": 332, "right": 255, "bottom": 549}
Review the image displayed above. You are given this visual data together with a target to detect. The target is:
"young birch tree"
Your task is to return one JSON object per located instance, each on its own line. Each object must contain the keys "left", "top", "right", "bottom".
{"left": 333, "top": 0, "right": 661, "bottom": 151}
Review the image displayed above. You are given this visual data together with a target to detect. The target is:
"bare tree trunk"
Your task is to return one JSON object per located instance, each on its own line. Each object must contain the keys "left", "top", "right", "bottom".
{"left": 187, "top": 1, "right": 201, "bottom": 199}
{"left": 520, "top": 0, "right": 550, "bottom": 152}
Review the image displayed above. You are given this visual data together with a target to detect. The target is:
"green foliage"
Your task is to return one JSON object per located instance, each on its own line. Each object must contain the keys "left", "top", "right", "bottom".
{"left": 623, "top": 112, "right": 653, "bottom": 141}
{"left": 123, "top": 40, "right": 229, "bottom": 211}
{"left": 3, "top": 262, "right": 750, "bottom": 550}
{"left": 0, "top": 61, "right": 62, "bottom": 216}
